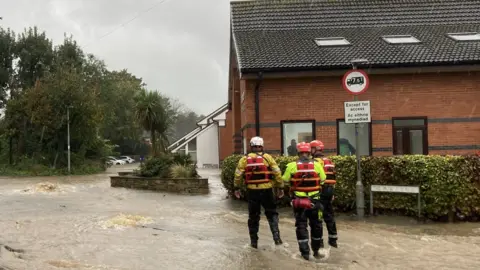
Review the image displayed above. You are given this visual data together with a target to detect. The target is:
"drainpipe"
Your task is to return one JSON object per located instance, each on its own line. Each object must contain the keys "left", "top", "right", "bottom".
{"left": 254, "top": 72, "right": 263, "bottom": 136}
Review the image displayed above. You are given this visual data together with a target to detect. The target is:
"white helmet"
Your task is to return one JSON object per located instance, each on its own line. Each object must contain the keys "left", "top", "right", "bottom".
{"left": 250, "top": 136, "right": 264, "bottom": 147}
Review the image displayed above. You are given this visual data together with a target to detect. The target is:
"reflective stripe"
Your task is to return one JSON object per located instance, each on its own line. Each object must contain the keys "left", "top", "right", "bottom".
{"left": 246, "top": 163, "right": 266, "bottom": 166}
{"left": 312, "top": 237, "right": 322, "bottom": 241}
{"left": 296, "top": 169, "right": 315, "bottom": 173}
{"left": 235, "top": 169, "right": 243, "bottom": 175}
{"left": 298, "top": 239, "right": 309, "bottom": 243}
{"left": 328, "top": 235, "right": 338, "bottom": 239}
{"left": 272, "top": 167, "right": 280, "bottom": 172}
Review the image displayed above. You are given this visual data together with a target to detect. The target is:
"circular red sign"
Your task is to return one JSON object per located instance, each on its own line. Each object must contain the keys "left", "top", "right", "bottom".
{"left": 342, "top": 69, "right": 369, "bottom": 95}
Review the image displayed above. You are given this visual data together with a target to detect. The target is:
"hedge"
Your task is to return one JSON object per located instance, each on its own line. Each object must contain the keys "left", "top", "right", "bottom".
{"left": 220, "top": 154, "right": 480, "bottom": 220}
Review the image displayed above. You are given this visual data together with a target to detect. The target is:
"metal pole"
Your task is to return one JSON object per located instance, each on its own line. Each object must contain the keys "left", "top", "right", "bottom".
{"left": 352, "top": 64, "right": 365, "bottom": 218}
{"left": 370, "top": 190, "right": 373, "bottom": 216}
{"left": 67, "top": 106, "right": 71, "bottom": 174}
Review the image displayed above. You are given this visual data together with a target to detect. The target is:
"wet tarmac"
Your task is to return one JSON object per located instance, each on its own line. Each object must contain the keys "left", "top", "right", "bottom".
{"left": 0, "top": 164, "right": 479, "bottom": 269}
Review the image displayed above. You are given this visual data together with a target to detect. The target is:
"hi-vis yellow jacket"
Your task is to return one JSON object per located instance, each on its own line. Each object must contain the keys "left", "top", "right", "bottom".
{"left": 282, "top": 159, "right": 326, "bottom": 198}
{"left": 234, "top": 152, "right": 284, "bottom": 190}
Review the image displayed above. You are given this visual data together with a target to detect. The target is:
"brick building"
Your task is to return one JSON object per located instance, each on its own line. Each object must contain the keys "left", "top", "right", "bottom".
{"left": 220, "top": 0, "right": 480, "bottom": 160}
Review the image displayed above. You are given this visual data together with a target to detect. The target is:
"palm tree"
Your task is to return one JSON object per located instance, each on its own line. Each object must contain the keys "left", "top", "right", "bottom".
{"left": 134, "top": 89, "right": 173, "bottom": 156}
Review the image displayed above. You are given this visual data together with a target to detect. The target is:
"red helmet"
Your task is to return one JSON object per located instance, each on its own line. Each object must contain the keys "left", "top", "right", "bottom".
{"left": 296, "top": 142, "right": 311, "bottom": 153}
{"left": 310, "top": 140, "right": 324, "bottom": 151}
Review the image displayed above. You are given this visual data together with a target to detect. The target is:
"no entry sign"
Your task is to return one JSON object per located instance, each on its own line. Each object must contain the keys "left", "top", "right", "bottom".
{"left": 342, "top": 69, "right": 369, "bottom": 95}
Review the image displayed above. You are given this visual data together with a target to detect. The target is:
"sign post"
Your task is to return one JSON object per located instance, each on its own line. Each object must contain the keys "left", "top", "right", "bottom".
{"left": 342, "top": 67, "right": 370, "bottom": 218}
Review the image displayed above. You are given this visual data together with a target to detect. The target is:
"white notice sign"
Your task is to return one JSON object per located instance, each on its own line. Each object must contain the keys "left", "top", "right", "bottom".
{"left": 370, "top": 185, "right": 420, "bottom": 194}
{"left": 344, "top": 100, "right": 371, "bottom": 124}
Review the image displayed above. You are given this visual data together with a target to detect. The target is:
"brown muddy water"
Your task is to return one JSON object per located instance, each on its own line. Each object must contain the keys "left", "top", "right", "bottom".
{"left": 0, "top": 164, "right": 479, "bottom": 270}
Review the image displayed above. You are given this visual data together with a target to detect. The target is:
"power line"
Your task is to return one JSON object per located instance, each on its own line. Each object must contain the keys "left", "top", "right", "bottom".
{"left": 85, "top": 0, "right": 170, "bottom": 48}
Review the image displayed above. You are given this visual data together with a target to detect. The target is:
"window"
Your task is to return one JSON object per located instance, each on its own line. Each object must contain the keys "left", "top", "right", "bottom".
{"left": 392, "top": 117, "right": 428, "bottom": 155}
{"left": 177, "top": 147, "right": 186, "bottom": 155}
{"left": 281, "top": 120, "right": 315, "bottom": 156}
{"left": 187, "top": 138, "right": 197, "bottom": 161}
{"left": 382, "top": 35, "right": 420, "bottom": 44}
{"left": 314, "top": 37, "right": 351, "bottom": 47}
{"left": 447, "top": 32, "right": 480, "bottom": 41}
{"left": 337, "top": 119, "right": 372, "bottom": 156}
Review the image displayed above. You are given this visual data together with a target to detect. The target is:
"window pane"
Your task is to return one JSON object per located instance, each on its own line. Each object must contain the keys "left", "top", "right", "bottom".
{"left": 338, "top": 121, "right": 370, "bottom": 156}
{"left": 282, "top": 122, "right": 314, "bottom": 156}
{"left": 177, "top": 148, "right": 186, "bottom": 155}
{"left": 189, "top": 151, "right": 197, "bottom": 162}
{"left": 188, "top": 138, "right": 197, "bottom": 151}
{"left": 409, "top": 130, "right": 424, "bottom": 154}
{"left": 395, "top": 130, "right": 404, "bottom": 155}
{"left": 393, "top": 119, "right": 425, "bottom": 127}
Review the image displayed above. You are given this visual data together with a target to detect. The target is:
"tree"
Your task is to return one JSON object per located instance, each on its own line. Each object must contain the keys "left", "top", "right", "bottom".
{"left": 14, "top": 26, "right": 54, "bottom": 94}
{"left": 134, "top": 89, "right": 175, "bottom": 156}
{"left": 0, "top": 24, "right": 203, "bottom": 173}
{"left": 0, "top": 27, "right": 15, "bottom": 109}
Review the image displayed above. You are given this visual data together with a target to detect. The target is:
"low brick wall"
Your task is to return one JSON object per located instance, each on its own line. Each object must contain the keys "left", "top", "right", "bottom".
{"left": 110, "top": 176, "right": 209, "bottom": 194}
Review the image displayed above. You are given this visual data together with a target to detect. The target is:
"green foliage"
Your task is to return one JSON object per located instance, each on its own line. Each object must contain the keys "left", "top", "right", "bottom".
{"left": 221, "top": 154, "right": 480, "bottom": 220}
{"left": 220, "top": 154, "right": 243, "bottom": 194}
{"left": 134, "top": 89, "right": 176, "bottom": 156}
{"left": 170, "top": 164, "right": 197, "bottom": 179}
{"left": 138, "top": 152, "right": 199, "bottom": 179}
{"left": 172, "top": 152, "right": 194, "bottom": 166}
{"left": 138, "top": 154, "right": 174, "bottom": 178}
{"left": 0, "top": 158, "right": 104, "bottom": 176}
{"left": 0, "top": 24, "right": 199, "bottom": 175}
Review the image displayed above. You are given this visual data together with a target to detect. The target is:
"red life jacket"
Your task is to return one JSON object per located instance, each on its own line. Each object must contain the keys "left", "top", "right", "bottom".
{"left": 244, "top": 154, "right": 273, "bottom": 185}
{"left": 290, "top": 160, "right": 321, "bottom": 192}
{"left": 322, "top": 157, "right": 336, "bottom": 185}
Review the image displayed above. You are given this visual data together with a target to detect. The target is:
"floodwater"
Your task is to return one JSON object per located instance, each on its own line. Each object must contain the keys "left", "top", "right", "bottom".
{"left": 1, "top": 165, "right": 480, "bottom": 270}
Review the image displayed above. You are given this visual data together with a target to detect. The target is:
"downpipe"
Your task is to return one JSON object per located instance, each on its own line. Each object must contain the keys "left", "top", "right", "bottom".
{"left": 254, "top": 72, "right": 263, "bottom": 136}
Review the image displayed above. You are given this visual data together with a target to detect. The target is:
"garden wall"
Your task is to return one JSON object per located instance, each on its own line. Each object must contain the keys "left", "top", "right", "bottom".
{"left": 111, "top": 176, "right": 209, "bottom": 194}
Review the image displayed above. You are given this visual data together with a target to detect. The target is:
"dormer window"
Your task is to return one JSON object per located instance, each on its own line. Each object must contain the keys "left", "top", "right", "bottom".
{"left": 447, "top": 32, "right": 480, "bottom": 41}
{"left": 314, "top": 37, "right": 351, "bottom": 46}
{"left": 382, "top": 35, "right": 420, "bottom": 44}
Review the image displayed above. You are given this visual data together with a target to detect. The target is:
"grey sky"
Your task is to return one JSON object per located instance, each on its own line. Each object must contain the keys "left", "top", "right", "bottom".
{"left": 1, "top": 0, "right": 232, "bottom": 115}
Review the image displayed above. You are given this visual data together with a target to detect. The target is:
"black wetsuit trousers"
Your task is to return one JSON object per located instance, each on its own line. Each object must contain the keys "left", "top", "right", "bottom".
{"left": 247, "top": 188, "right": 281, "bottom": 243}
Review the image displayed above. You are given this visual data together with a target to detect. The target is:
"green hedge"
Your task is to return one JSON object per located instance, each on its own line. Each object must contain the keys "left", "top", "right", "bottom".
{"left": 220, "top": 154, "right": 480, "bottom": 220}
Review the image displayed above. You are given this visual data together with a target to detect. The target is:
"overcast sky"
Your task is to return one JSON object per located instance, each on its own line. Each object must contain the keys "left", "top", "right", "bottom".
{"left": 1, "top": 0, "right": 232, "bottom": 115}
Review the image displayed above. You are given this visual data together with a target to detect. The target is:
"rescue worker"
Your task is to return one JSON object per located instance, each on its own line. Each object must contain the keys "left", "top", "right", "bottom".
{"left": 310, "top": 140, "right": 338, "bottom": 248}
{"left": 282, "top": 142, "right": 326, "bottom": 260}
{"left": 233, "top": 136, "right": 285, "bottom": 248}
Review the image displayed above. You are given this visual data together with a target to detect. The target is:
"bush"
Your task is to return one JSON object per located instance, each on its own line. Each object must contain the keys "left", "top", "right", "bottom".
{"left": 138, "top": 152, "right": 199, "bottom": 178}
{"left": 220, "top": 154, "right": 480, "bottom": 220}
{"left": 172, "top": 152, "right": 194, "bottom": 166}
{"left": 170, "top": 164, "right": 197, "bottom": 178}
{"left": 0, "top": 158, "right": 105, "bottom": 176}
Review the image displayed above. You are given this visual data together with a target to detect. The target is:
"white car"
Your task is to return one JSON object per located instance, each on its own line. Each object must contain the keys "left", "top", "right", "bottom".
{"left": 118, "top": 156, "right": 135, "bottom": 164}
{"left": 108, "top": 157, "right": 126, "bottom": 165}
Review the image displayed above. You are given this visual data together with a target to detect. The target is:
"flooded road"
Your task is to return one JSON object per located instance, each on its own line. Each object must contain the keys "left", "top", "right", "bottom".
{"left": 1, "top": 165, "right": 480, "bottom": 270}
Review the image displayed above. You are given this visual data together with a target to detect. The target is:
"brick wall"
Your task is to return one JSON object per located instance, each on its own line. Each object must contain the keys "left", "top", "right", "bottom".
{"left": 222, "top": 71, "right": 480, "bottom": 156}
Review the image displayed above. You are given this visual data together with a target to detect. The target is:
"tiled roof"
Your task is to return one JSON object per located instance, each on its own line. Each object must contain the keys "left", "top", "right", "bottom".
{"left": 230, "top": 0, "right": 480, "bottom": 73}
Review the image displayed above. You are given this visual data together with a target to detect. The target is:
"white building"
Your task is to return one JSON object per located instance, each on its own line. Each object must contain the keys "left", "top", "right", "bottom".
{"left": 168, "top": 103, "right": 228, "bottom": 168}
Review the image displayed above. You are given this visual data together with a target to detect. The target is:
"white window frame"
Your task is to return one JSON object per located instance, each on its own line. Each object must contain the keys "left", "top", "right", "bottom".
{"left": 314, "top": 37, "right": 351, "bottom": 47}
{"left": 281, "top": 120, "right": 315, "bottom": 157}
{"left": 382, "top": 35, "right": 420, "bottom": 44}
{"left": 446, "top": 32, "right": 480, "bottom": 41}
